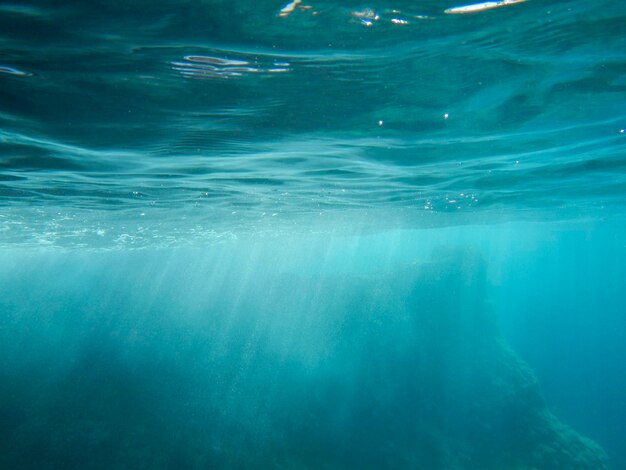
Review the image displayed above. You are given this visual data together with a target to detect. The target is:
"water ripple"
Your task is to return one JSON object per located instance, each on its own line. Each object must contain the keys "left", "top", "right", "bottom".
{"left": 0, "top": 65, "right": 33, "bottom": 77}
{"left": 171, "top": 53, "right": 290, "bottom": 80}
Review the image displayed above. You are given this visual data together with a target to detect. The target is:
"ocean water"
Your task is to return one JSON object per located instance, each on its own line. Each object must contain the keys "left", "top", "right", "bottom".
{"left": 0, "top": 0, "right": 625, "bottom": 468}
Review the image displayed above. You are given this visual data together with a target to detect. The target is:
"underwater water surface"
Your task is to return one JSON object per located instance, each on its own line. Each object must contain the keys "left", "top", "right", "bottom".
{"left": 1, "top": 0, "right": 625, "bottom": 468}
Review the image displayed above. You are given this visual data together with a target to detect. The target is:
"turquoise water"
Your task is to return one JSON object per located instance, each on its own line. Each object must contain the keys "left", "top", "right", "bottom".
{"left": 1, "top": 0, "right": 625, "bottom": 468}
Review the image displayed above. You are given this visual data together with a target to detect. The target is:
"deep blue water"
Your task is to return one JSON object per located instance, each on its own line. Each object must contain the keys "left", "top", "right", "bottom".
{"left": 1, "top": 0, "right": 625, "bottom": 468}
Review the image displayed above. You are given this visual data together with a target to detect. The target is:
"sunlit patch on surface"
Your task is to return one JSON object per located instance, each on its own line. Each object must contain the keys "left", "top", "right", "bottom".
{"left": 278, "top": 0, "right": 315, "bottom": 17}
{"left": 444, "top": 0, "right": 528, "bottom": 14}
